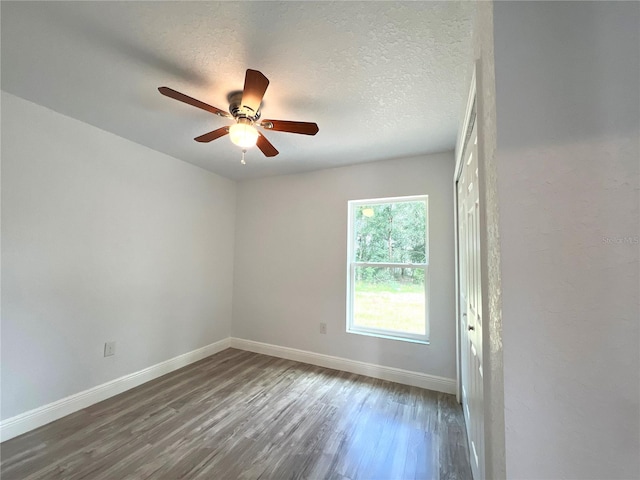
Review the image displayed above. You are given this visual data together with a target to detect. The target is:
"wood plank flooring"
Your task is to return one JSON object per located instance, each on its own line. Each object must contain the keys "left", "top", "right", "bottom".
{"left": 1, "top": 348, "right": 472, "bottom": 480}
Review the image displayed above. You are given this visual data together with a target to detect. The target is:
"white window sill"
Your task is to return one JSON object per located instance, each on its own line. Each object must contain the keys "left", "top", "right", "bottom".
{"left": 347, "top": 328, "right": 430, "bottom": 345}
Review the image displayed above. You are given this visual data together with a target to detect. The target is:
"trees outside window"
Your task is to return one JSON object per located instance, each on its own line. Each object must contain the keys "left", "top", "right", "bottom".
{"left": 347, "top": 195, "right": 429, "bottom": 343}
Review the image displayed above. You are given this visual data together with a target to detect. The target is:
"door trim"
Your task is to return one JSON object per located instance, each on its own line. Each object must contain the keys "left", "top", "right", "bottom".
{"left": 455, "top": 62, "right": 488, "bottom": 480}
{"left": 454, "top": 64, "right": 477, "bottom": 402}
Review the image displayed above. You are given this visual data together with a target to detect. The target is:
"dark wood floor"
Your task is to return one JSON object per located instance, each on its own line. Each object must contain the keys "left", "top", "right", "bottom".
{"left": 1, "top": 348, "right": 471, "bottom": 480}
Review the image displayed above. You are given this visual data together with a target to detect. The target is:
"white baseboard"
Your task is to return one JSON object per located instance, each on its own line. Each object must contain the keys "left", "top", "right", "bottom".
{"left": 0, "top": 338, "right": 230, "bottom": 442}
{"left": 229, "top": 337, "right": 456, "bottom": 395}
{"left": 1, "top": 337, "right": 456, "bottom": 442}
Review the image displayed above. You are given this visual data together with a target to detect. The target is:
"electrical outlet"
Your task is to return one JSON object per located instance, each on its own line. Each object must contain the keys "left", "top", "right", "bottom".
{"left": 319, "top": 323, "right": 327, "bottom": 334}
{"left": 104, "top": 341, "right": 116, "bottom": 357}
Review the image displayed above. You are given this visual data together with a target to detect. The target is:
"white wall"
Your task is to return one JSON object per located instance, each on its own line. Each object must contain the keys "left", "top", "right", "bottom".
{"left": 1, "top": 92, "right": 236, "bottom": 420}
{"left": 493, "top": 2, "right": 640, "bottom": 478}
{"left": 232, "top": 154, "right": 456, "bottom": 378}
{"left": 466, "top": 2, "right": 507, "bottom": 478}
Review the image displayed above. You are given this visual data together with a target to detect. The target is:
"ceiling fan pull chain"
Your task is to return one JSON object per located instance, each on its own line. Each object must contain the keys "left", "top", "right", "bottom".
{"left": 241, "top": 149, "right": 247, "bottom": 165}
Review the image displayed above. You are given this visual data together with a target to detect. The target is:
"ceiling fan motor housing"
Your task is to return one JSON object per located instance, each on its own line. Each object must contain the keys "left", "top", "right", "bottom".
{"left": 227, "top": 91, "right": 261, "bottom": 122}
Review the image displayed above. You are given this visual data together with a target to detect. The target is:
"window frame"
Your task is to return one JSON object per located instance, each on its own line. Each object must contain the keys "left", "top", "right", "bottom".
{"left": 346, "top": 195, "right": 430, "bottom": 344}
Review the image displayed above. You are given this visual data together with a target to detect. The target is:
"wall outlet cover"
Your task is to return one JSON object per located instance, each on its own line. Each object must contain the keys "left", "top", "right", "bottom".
{"left": 104, "top": 341, "right": 116, "bottom": 357}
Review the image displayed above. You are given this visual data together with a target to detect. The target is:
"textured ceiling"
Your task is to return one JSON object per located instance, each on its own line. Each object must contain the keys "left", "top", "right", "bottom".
{"left": 1, "top": 1, "right": 474, "bottom": 181}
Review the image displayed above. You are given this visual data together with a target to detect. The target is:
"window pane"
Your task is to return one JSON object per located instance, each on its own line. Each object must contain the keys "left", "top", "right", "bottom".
{"left": 354, "top": 201, "right": 426, "bottom": 263}
{"left": 353, "top": 266, "right": 426, "bottom": 335}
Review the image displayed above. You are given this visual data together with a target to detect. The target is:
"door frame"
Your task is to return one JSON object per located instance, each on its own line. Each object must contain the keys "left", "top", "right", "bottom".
{"left": 454, "top": 63, "right": 487, "bottom": 479}
{"left": 454, "top": 63, "right": 477, "bottom": 403}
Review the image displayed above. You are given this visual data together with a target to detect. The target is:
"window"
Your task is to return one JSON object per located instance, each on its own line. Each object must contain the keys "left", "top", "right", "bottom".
{"left": 347, "top": 195, "right": 429, "bottom": 343}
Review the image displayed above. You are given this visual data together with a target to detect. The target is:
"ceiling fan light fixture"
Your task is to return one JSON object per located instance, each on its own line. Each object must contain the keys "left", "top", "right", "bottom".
{"left": 229, "top": 121, "right": 259, "bottom": 148}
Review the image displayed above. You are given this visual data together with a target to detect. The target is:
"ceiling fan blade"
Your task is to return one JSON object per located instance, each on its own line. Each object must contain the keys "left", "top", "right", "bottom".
{"left": 158, "top": 87, "right": 231, "bottom": 118}
{"left": 260, "top": 120, "right": 319, "bottom": 136}
{"left": 194, "top": 126, "right": 229, "bottom": 143}
{"left": 256, "top": 132, "right": 279, "bottom": 157}
{"left": 241, "top": 69, "right": 269, "bottom": 116}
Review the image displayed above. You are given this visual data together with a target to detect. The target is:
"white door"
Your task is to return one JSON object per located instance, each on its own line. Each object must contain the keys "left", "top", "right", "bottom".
{"left": 457, "top": 120, "right": 484, "bottom": 479}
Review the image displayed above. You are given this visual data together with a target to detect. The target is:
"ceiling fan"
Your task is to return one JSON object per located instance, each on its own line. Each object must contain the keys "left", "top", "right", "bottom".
{"left": 158, "top": 69, "right": 319, "bottom": 163}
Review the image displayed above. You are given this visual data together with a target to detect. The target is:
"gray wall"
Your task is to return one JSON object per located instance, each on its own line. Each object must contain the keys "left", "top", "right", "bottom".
{"left": 1, "top": 92, "right": 237, "bottom": 420}
{"left": 493, "top": 2, "right": 640, "bottom": 478}
{"left": 232, "top": 154, "right": 457, "bottom": 378}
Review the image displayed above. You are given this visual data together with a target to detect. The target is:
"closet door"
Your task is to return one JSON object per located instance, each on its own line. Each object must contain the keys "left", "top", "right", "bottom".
{"left": 457, "top": 119, "right": 484, "bottom": 479}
